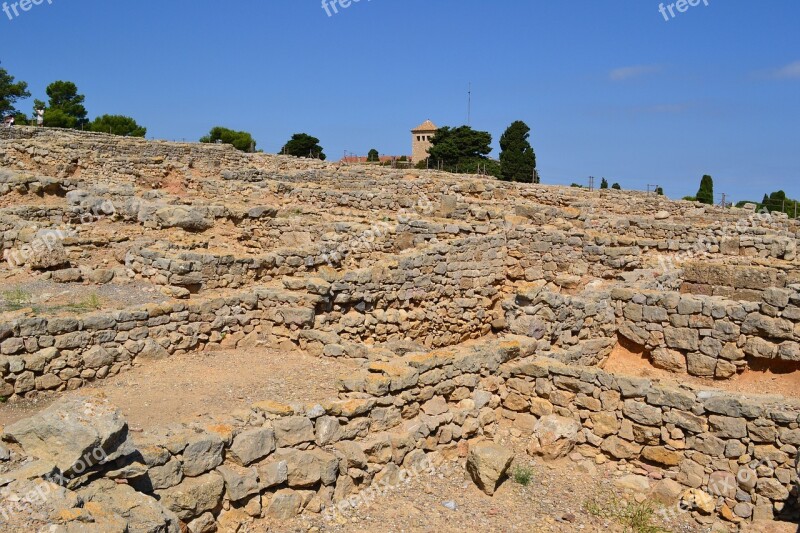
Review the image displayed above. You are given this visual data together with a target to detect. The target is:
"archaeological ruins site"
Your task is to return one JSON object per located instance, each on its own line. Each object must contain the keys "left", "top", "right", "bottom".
{"left": 0, "top": 127, "right": 798, "bottom": 532}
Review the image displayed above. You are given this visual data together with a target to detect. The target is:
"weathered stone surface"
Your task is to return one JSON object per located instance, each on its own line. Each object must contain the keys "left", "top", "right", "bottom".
{"left": 257, "top": 459, "right": 289, "bottom": 490}
{"left": 664, "top": 328, "right": 699, "bottom": 351}
{"left": 622, "top": 400, "right": 662, "bottom": 426}
{"left": 157, "top": 472, "right": 225, "bottom": 521}
{"left": 651, "top": 478, "right": 683, "bottom": 505}
{"left": 756, "top": 477, "right": 790, "bottom": 500}
{"left": 272, "top": 416, "right": 315, "bottom": 447}
{"left": 266, "top": 488, "right": 303, "bottom": 519}
{"left": 642, "top": 446, "right": 682, "bottom": 466}
{"left": 217, "top": 464, "right": 259, "bottom": 502}
{"left": 709, "top": 415, "right": 747, "bottom": 439}
{"left": 614, "top": 474, "right": 650, "bottom": 493}
{"left": 82, "top": 346, "right": 114, "bottom": 369}
{"left": 527, "top": 415, "right": 581, "bottom": 460}
{"left": 78, "top": 478, "right": 181, "bottom": 533}
{"left": 154, "top": 206, "right": 213, "bottom": 232}
{"left": 26, "top": 235, "right": 69, "bottom": 270}
{"left": 708, "top": 471, "right": 737, "bottom": 499}
{"left": 182, "top": 433, "right": 224, "bottom": 477}
{"left": 3, "top": 397, "right": 127, "bottom": 475}
{"left": 228, "top": 428, "right": 275, "bottom": 466}
{"left": 315, "top": 416, "right": 344, "bottom": 445}
{"left": 589, "top": 411, "right": 619, "bottom": 437}
{"left": 650, "top": 347, "right": 686, "bottom": 373}
{"left": 133, "top": 458, "right": 183, "bottom": 491}
{"left": 273, "top": 448, "right": 339, "bottom": 488}
{"left": 466, "top": 442, "right": 514, "bottom": 495}
{"left": 600, "top": 435, "right": 643, "bottom": 460}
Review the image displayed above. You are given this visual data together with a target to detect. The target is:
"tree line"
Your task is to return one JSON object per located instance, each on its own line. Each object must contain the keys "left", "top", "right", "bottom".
{"left": 407, "top": 120, "right": 539, "bottom": 183}
{"left": 1, "top": 63, "right": 147, "bottom": 136}
{"left": 4, "top": 63, "right": 541, "bottom": 176}
{"left": 736, "top": 190, "right": 799, "bottom": 219}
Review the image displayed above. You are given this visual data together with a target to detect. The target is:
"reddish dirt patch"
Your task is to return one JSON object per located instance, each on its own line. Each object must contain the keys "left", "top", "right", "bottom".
{"left": 604, "top": 339, "right": 800, "bottom": 399}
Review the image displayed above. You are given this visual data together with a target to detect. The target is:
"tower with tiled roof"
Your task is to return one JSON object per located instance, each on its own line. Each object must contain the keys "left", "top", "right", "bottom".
{"left": 411, "top": 120, "right": 437, "bottom": 164}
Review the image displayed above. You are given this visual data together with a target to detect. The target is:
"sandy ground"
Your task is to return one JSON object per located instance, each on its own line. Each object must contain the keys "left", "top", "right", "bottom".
{"left": 256, "top": 440, "right": 734, "bottom": 533}
{"left": 0, "top": 274, "right": 169, "bottom": 316}
{"left": 0, "top": 347, "right": 359, "bottom": 430}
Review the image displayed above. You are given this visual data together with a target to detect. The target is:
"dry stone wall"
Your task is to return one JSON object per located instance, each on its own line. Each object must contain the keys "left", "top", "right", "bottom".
{"left": 2, "top": 128, "right": 799, "bottom": 528}
{"left": 614, "top": 286, "right": 800, "bottom": 379}
{"left": 496, "top": 356, "right": 800, "bottom": 522}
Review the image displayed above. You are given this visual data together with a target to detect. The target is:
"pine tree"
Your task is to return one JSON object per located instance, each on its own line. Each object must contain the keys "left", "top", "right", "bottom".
{"left": 600, "top": 178, "right": 608, "bottom": 189}
{"left": 0, "top": 64, "right": 30, "bottom": 117}
{"left": 280, "top": 133, "right": 326, "bottom": 160}
{"left": 43, "top": 81, "right": 88, "bottom": 128}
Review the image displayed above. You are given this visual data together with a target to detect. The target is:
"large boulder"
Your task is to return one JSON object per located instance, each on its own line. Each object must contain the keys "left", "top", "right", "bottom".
{"left": 466, "top": 442, "right": 514, "bottom": 496}
{"left": 154, "top": 206, "right": 213, "bottom": 232}
{"left": 156, "top": 472, "right": 225, "bottom": 521}
{"left": 3, "top": 397, "right": 128, "bottom": 476}
{"left": 527, "top": 414, "right": 581, "bottom": 460}
{"left": 77, "top": 479, "right": 180, "bottom": 533}
{"left": 25, "top": 230, "right": 69, "bottom": 270}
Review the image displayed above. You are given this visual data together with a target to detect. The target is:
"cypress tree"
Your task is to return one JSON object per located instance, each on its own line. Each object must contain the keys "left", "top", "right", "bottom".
{"left": 696, "top": 175, "right": 714, "bottom": 205}
{"left": 499, "top": 121, "right": 537, "bottom": 183}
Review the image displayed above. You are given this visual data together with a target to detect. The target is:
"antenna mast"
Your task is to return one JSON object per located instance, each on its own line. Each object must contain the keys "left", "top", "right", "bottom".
{"left": 467, "top": 83, "right": 472, "bottom": 126}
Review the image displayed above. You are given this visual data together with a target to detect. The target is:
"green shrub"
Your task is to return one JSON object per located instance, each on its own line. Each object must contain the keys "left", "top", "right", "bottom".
{"left": 512, "top": 465, "right": 533, "bottom": 486}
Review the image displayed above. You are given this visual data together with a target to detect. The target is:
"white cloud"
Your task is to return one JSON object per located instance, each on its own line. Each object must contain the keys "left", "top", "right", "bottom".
{"left": 635, "top": 102, "right": 693, "bottom": 114}
{"left": 608, "top": 65, "right": 662, "bottom": 81}
{"left": 769, "top": 61, "right": 800, "bottom": 79}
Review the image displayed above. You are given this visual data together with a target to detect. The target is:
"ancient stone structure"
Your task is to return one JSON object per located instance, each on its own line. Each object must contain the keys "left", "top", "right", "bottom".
{"left": 0, "top": 126, "right": 798, "bottom": 531}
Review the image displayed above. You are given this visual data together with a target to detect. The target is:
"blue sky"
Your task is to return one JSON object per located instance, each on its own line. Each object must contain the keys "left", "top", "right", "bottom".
{"left": 1, "top": 0, "right": 798, "bottom": 202}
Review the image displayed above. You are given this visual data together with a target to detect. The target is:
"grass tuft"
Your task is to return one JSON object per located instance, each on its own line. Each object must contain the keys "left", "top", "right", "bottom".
{"left": 2, "top": 288, "right": 32, "bottom": 310}
{"left": 585, "top": 494, "right": 670, "bottom": 533}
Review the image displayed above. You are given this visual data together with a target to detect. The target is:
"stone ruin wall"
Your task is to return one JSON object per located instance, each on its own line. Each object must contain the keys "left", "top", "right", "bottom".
{"left": 0, "top": 127, "right": 798, "bottom": 529}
